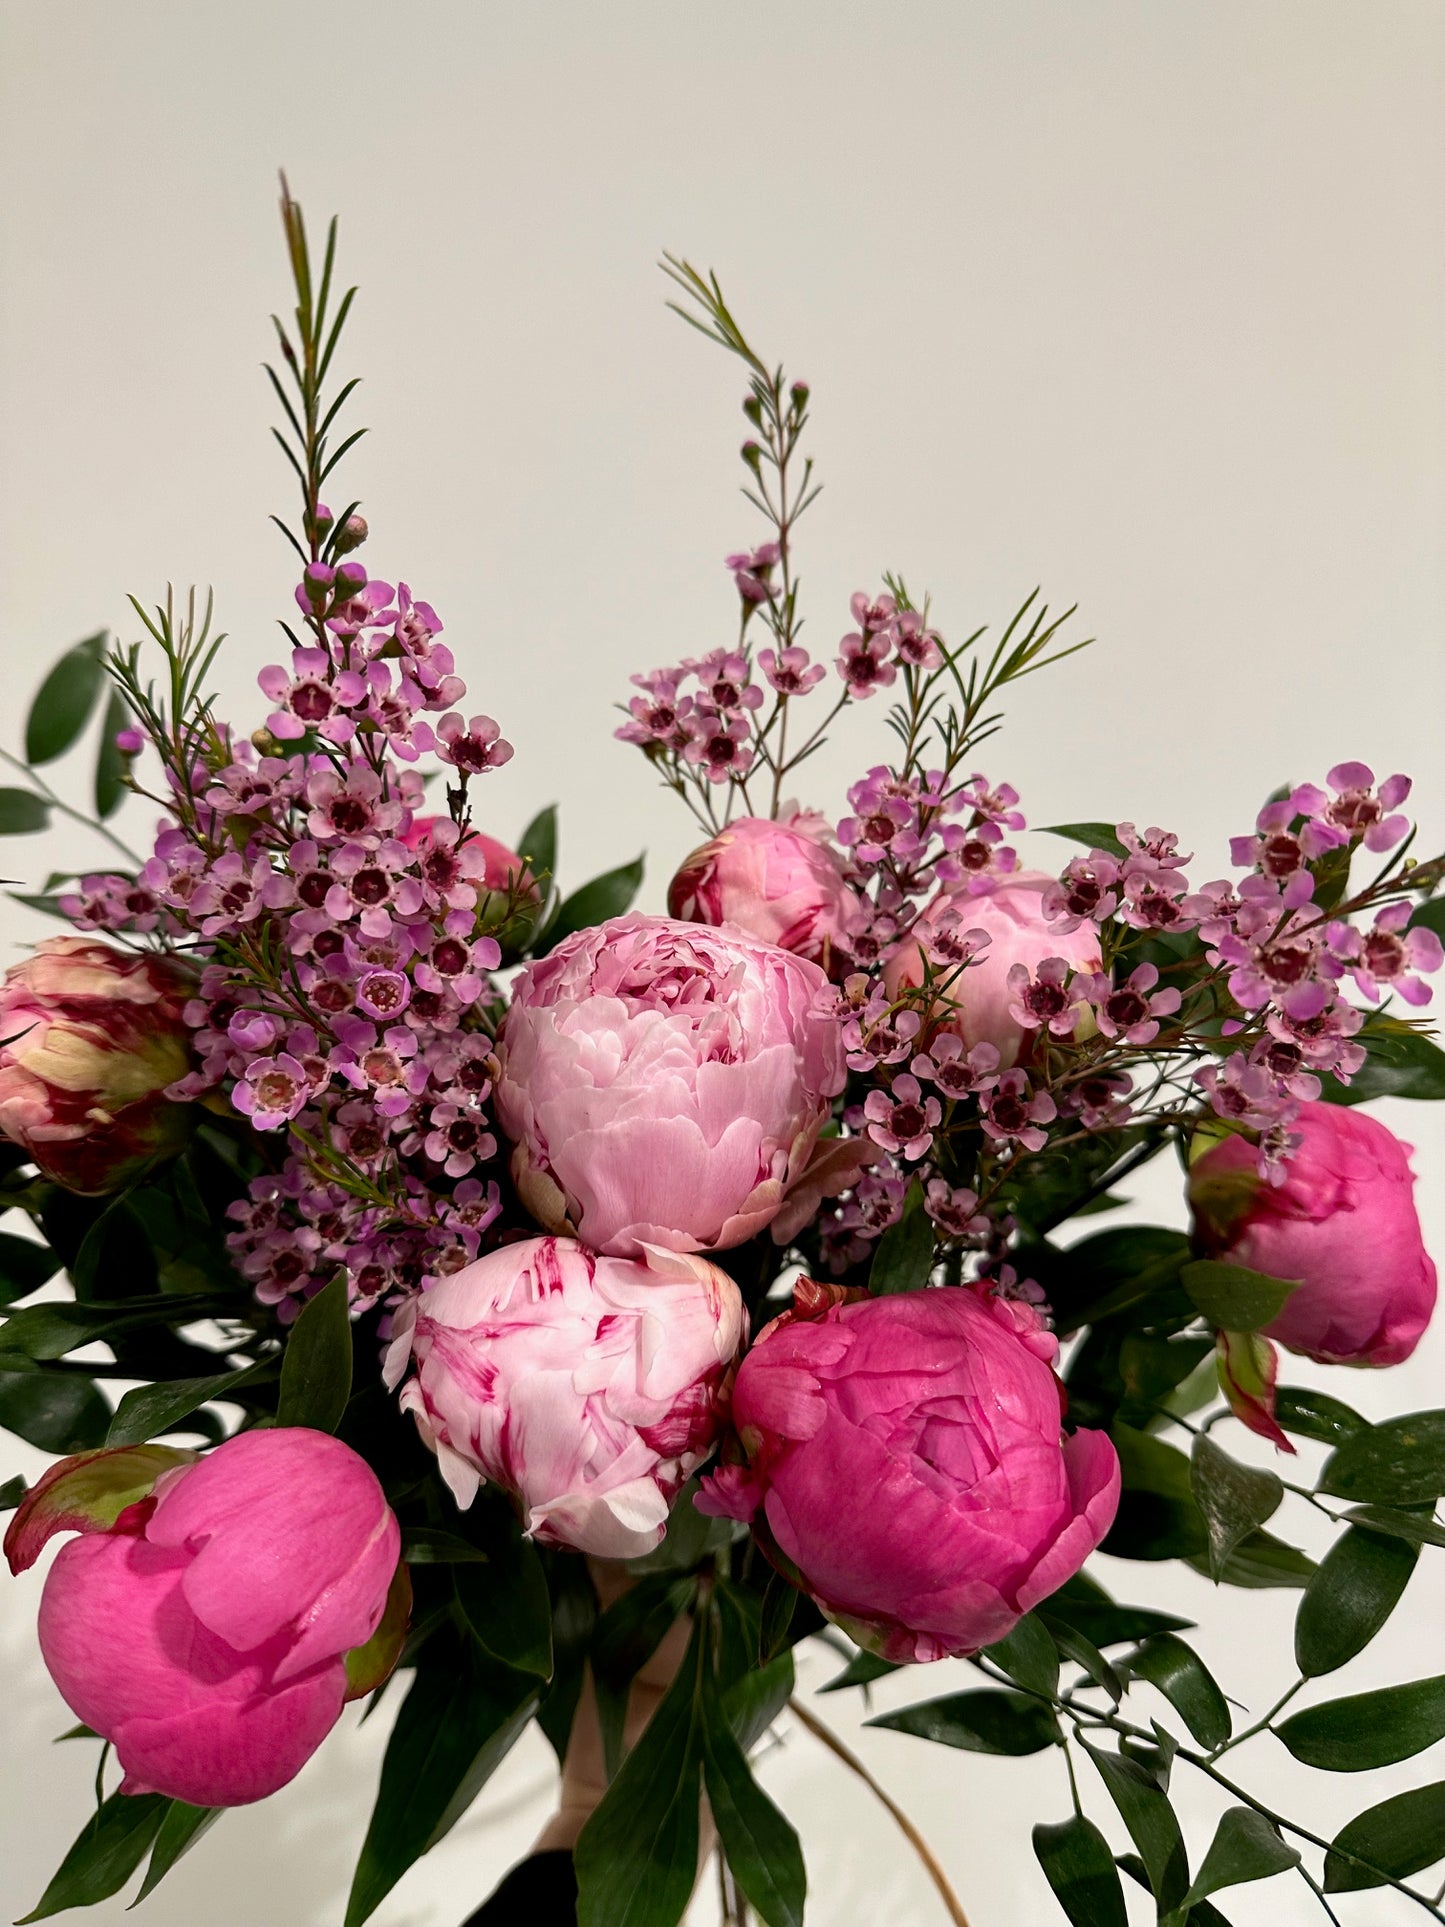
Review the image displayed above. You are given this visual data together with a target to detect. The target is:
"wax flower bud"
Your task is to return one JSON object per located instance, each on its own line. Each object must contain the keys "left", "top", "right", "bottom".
{"left": 698, "top": 1286, "right": 1118, "bottom": 1661}
{"left": 332, "top": 512, "right": 369, "bottom": 555}
{"left": 667, "top": 811, "right": 866, "bottom": 977}
{"left": 5, "top": 1431, "right": 405, "bottom": 1808}
{"left": 0, "top": 938, "right": 194, "bottom": 1194}
{"left": 385, "top": 1236, "right": 747, "bottom": 1558}
{"left": 1189, "top": 1100, "right": 1437, "bottom": 1365}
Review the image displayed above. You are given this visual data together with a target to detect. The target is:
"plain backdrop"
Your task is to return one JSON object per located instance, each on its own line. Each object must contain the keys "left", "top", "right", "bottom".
{"left": 2, "top": 4, "right": 1444, "bottom": 1923}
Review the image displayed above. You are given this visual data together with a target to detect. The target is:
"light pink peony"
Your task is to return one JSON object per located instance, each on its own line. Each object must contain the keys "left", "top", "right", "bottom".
{"left": 494, "top": 914, "right": 846, "bottom": 1255}
{"left": 1189, "top": 1100, "right": 1437, "bottom": 1365}
{"left": 883, "top": 871, "right": 1102, "bottom": 1069}
{"left": 667, "top": 811, "right": 866, "bottom": 976}
{"left": 0, "top": 937, "right": 194, "bottom": 1193}
{"left": 698, "top": 1288, "right": 1119, "bottom": 1662}
{"left": 7, "top": 1430, "right": 403, "bottom": 1807}
{"left": 385, "top": 1236, "right": 747, "bottom": 1558}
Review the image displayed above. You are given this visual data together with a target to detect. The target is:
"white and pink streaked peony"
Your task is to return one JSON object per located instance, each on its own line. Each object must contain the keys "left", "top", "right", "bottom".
{"left": 494, "top": 914, "right": 847, "bottom": 1256}
{"left": 667, "top": 811, "right": 866, "bottom": 976}
{"left": 385, "top": 1236, "right": 746, "bottom": 1558}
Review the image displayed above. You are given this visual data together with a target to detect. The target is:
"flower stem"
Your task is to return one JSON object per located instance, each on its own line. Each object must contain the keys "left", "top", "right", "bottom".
{"left": 787, "top": 1697, "right": 972, "bottom": 1927}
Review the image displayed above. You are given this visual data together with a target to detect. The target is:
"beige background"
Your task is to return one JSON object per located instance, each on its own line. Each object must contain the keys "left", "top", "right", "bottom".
{"left": 2, "top": 3, "right": 1444, "bottom": 1922}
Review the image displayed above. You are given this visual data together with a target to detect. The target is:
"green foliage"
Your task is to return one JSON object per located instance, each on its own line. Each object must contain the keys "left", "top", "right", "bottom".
{"left": 1318, "top": 1409, "right": 1445, "bottom": 1504}
{"left": 1184, "top": 1807, "right": 1298, "bottom": 1904}
{"left": 1038, "top": 821, "right": 1128, "bottom": 859}
{"left": 0, "top": 1370, "right": 111, "bottom": 1452}
{"left": 1127, "top": 1635, "right": 1231, "bottom": 1750}
{"left": 93, "top": 687, "right": 130, "bottom": 819}
{"left": 1277, "top": 1675, "right": 1445, "bottom": 1772}
{"left": 0, "top": 787, "right": 52, "bottom": 833}
{"left": 25, "top": 634, "right": 108, "bottom": 767}
{"left": 106, "top": 1358, "right": 276, "bottom": 1448}
{"left": 701, "top": 1700, "right": 806, "bottom": 1927}
{"left": 274, "top": 1268, "right": 352, "bottom": 1432}
{"left": 1032, "top": 1814, "right": 1129, "bottom": 1927}
{"left": 868, "top": 1689, "right": 1060, "bottom": 1754}
{"left": 985, "top": 1612, "right": 1060, "bottom": 1698}
{"left": 516, "top": 803, "right": 557, "bottom": 893}
{"left": 454, "top": 1529, "right": 553, "bottom": 1678}
{"left": 1317, "top": 1016, "right": 1445, "bottom": 1104}
{"left": 1181, "top": 1260, "right": 1299, "bottom": 1333}
{"left": 1088, "top": 1743, "right": 1189, "bottom": 1913}
{"left": 1295, "top": 1525, "right": 1418, "bottom": 1677}
{"left": 537, "top": 855, "right": 645, "bottom": 955}
{"left": 867, "top": 1179, "right": 934, "bottom": 1295}
{"left": 1324, "top": 1781, "right": 1445, "bottom": 1892}
{"left": 16, "top": 1792, "right": 169, "bottom": 1921}
{"left": 133, "top": 1803, "right": 220, "bottom": 1903}
{"left": 1273, "top": 1385, "right": 1365, "bottom": 1446}
{"left": 0, "top": 1231, "right": 61, "bottom": 1302}
{"left": 1189, "top": 1434, "right": 1283, "bottom": 1581}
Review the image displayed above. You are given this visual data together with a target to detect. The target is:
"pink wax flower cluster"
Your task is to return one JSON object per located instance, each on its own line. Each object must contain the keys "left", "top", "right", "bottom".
{"left": 494, "top": 914, "right": 845, "bottom": 1256}
{"left": 667, "top": 811, "right": 866, "bottom": 975}
{"left": 7, "top": 1430, "right": 402, "bottom": 1808}
{"left": 0, "top": 938, "right": 194, "bottom": 1194}
{"left": 698, "top": 1286, "right": 1119, "bottom": 1661}
{"left": 385, "top": 1237, "right": 746, "bottom": 1558}
{"left": 1190, "top": 1100, "right": 1437, "bottom": 1366}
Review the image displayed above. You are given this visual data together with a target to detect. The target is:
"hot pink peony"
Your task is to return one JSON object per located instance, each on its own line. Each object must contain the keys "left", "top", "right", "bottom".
{"left": 0, "top": 937, "right": 194, "bottom": 1193}
{"left": 698, "top": 1287, "right": 1119, "bottom": 1661}
{"left": 385, "top": 1236, "right": 746, "bottom": 1558}
{"left": 494, "top": 914, "right": 846, "bottom": 1255}
{"left": 7, "top": 1430, "right": 403, "bottom": 1807}
{"left": 667, "top": 811, "right": 866, "bottom": 975}
{"left": 1189, "top": 1100, "right": 1437, "bottom": 1365}
{"left": 883, "top": 871, "right": 1102, "bottom": 1069}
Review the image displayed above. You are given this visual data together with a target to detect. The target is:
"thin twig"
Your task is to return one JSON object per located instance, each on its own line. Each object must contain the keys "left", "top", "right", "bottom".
{"left": 788, "top": 1697, "right": 971, "bottom": 1927}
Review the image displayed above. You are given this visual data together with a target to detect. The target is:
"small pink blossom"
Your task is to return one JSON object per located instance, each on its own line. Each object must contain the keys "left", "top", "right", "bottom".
{"left": 980, "top": 1071, "right": 1055, "bottom": 1153}
{"left": 757, "top": 646, "right": 825, "bottom": 695}
{"left": 835, "top": 630, "right": 897, "bottom": 699}
{"left": 1323, "top": 902, "right": 1442, "bottom": 1006}
{"left": 891, "top": 611, "right": 943, "bottom": 670}
{"left": 1006, "top": 957, "right": 1085, "bottom": 1038}
{"left": 1085, "top": 962, "right": 1182, "bottom": 1045}
{"left": 924, "top": 1180, "right": 990, "bottom": 1242}
{"left": 910, "top": 1032, "right": 1001, "bottom": 1097}
{"left": 257, "top": 648, "right": 364, "bottom": 744}
{"left": 683, "top": 711, "right": 754, "bottom": 783}
{"left": 436, "top": 712, "right": 514, "bottom": 775}
{"left": 233, "top": 1053, "right": 315, "bottom": 1130}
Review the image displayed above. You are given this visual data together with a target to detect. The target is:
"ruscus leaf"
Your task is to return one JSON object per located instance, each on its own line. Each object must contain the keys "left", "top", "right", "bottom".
{"left": 1277, "top": 1674, "right": 1445, "bottom": 1772}
{"left": 867, "top": 1689, "right": 1059, "bottom": 1754}
{"left": 539, "top": 855, "right": 644, "bottom": 954}
{"left": 1295, "top": 1525, "right": 1418, "bottom": 1677}
{"left": 0, "top": 787, "right": 52, "bottom": 834}
{"left": 1184, "top": 1806, "right": 1298, "bottom": 1903}
{"left": 1190, "top": 1434, "right": 1283, "bottom": 1581}
{"left": 1324, "top": 1780, "right": 1445, "bottom": 1892}
{"left": 1181, "top": 1260, "right": 1299, "bottom": 1333}
{"left": 1032, "top": 1814, "right": 1128, "bottom": 1927}
{"left": 25, "top": 633, "right": 107, "bottom": 766}
{"left": 1127, "top": 1635, "right": 1231, "bottom": 1750}
{"left": 868, "top": 1179, "right": 934, "bottom": 1295}
{"left": 275, "top": 1268, "right": 352, "bottom": 1431}
{"left": 1319, "top": 1410, "right": 1445, "bottom": 1505}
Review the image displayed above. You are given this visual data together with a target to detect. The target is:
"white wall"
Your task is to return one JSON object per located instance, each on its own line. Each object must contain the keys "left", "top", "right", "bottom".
{"left": 2, "top": 4, "right": 1443, "bottom": 1922}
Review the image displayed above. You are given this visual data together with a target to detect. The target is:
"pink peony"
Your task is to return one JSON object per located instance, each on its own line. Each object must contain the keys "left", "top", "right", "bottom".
{"left": 883, "top": 871, "right": 1102, "bottom": 1069}
{"left": 667, "top": 812, "right": 866, "bottom": 977}
{"left": 7, "top": 1431, "right": 403, "bottom": 1807}
{"left": 385, "top": 1236, "right": 746, "bottom": 1558}
{"left": 1189, "top": 1100, "right": 1437, "bottom": 1365}
{"left": 0, "top": 937, "right": 194, "bottom": 1193}
{"left": 494, "top": 914, "right": 846, "bottom": 1255}
{"left": 698, "top": 1288, "right": 1119, "bottom": 1662}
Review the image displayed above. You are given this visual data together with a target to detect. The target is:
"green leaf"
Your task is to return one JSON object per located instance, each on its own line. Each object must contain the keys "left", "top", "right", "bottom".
{"left": 625, "top": 1478, "right": 735, "bottom": 1574}
{"left": 985, "top": 1612, "right": 1060, "bottom": 1699}
{"left": 1278, "top": 1674, "right": 1445, "bottom": 1772}
{"left": 1319, "top": 1410, "right": 1445, "bottom": 1504}
{"left": 867, "top": 1689, "right": 1059, "bottom": 1754}
{"left": 1184, "top": 1807, "right": 1298, "bottom": 1904}
{"left": 1274, "top": 1386, "right": 1365, "bottom": 1447}
{"left": 17, "top": 1792, "right": 168, "bottom": 1921}
{"left": 723, "top": 1651, "right": 794, "bottom": 1755}
{"left": 1319, "top": 1020, "right": 1445, "bottom": 1104}
{"left": 106, "top": 1358, "right": 276, "bottom": 1448}
{"left": 868, "top": 1180, "right": 934, "bottom": 1295}
{"left": 540, "top": 855, "right": 645, "bottom": 954}
{"left": 94, "top": 688, "right": 130, "bottom": 820}
{"left": 0, "top": 1370, "right": 110, "bottom": 1451}
{"left": 1103, "top": 1423, "right": 1206, "bottom": 1562}
{"left": 1341, "top": 1504, "right": 1445, "bottom": 1549}
{"left": 818, "top": 1649, "right": 900, "bottom": 1694}
{"left": 1089, "top": 1745, "right": 1190, "bottom": 1911}
{"left": 1032, "top": 1815, "right": 1127, "bottom": 1927}
{"left": 758, "top": 1568, "right": 798, "bottom": 1664}
{"left": 1324, "top": 1781, "right": 1445, "bottom": 1892}
{"left": 516, "top": 804, "right": 557, "bottom": 888}
{"left": 1053, "top": 1226, "right": 1190, "bottom": 1334}
{"left": 1119, "top": 1333, "right": 1214, "bottom": 1412}
{"left": 0, "top": 1473, "right": 24, "bottom": 1509}
{"left": 591, "top": 1574, "right": 695, "bottom": 1780}
{"left": 345, "top": 1653, "right": 539, "bottom": 1926}
{"left": 25, "top": 634, "right": 107, "bottom": 766}
{"left": 1190, "top": 1434, "right": 1283, "bottom": 1581}
{"left": 1411, "top": 897, "right": 1445, "bottom": 940}
{"left": 575, "top": 1616, "right": 706, "bottom": 1927}
{"left": 1043, "top": 1573, "right": 1194, "bottom": 1650}
{"left": 0, "top": 1232, "right": 60, "bottom": 1303}
{"left": 132, "top": 1803, "right": 220, "bottom": 1904}
{"left": 0, "top": 787, "right": 52, "bottom": 834}
{"left": 1128, "top": 1635, "right": 1231, "bottom": 1750}
{"left": 454, "top": 1534, "right": 553, "bottom": 1678}
{"left": 398, "top": 1527, "right": 492, "bottom": 1563}
{"left": 1039, "top": 821, "right": 1128, "bottom": 860}
{"left": 275, "top": 1268, "right": 352, "bottom": 1431}
{"left": 702, "top": 1704, "right": 805, "bottom": 1927}
{"left": 1295, "top": 1525, "right": 1418, "bottom": 1676}
{"left": 1181, "top": 1260, "right": 1299, "bottom": 1333}
{"left": 1192, "top": 1529, "right": 1315, "bottom": 1591}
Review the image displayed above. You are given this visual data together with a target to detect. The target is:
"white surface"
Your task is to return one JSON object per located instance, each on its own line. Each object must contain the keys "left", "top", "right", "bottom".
{"left": 2, "top": 3, "right": 1444, "bottom": 1922}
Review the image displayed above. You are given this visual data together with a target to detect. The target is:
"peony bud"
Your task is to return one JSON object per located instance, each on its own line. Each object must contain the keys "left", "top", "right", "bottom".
{"left": 668, "top": 812, "right": 866, "bottom": 978}
{"left": 697, "top": 1287, "right": 1119, "bottom": 1661}
{"left": 1189, "top": 1100, "right": 1437, "bottom": 1365}
{"left": 6, "top": 1430, "right": 404, "bottom": 1807}
{"left": 494, "top": 914, "right": 845, "bottom": 1257}
{"left": 884, "top": 872, "right": 1102, "bottom": 1068}
{"left": 0, "top": 938, "right": 195, "bottom": 1194}
{"left": 385, "top": 1236, "right": 746, "bottom": 1559}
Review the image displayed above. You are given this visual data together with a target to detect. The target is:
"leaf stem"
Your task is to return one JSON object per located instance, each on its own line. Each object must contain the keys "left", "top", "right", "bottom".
{"left": 0, "top": 748, "right": 143, "bottom": 868}
{"left": 787, "top": 1697, "right": 972, "bottom": 1927}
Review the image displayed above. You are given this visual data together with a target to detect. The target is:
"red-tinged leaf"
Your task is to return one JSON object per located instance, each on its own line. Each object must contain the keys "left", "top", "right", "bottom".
{"left": 1216, "top": 1330, "right": 1293, "bottom": 1452}
{"left": 3, "top": 1443, "right": 193, "bottom": 1573}
{"left": 345, "top": 1559, "right": 412, "bottom": 1701}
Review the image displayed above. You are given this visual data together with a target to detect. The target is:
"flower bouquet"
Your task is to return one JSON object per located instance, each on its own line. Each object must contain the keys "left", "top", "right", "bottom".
{"left": 2, "top": 185, "right": 1444, "bottom": 1927}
